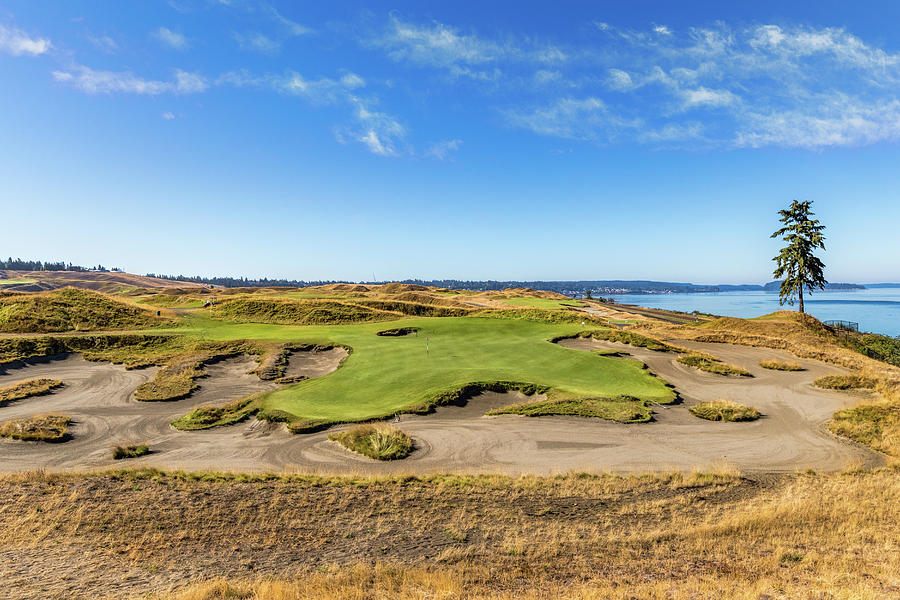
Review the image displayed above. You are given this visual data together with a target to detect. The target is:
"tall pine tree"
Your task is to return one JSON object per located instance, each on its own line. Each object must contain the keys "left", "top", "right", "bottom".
{"left": 771, "top": 200, "right": 827, "bottom": 313}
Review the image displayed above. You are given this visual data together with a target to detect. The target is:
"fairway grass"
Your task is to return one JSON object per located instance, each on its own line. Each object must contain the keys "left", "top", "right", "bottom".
{"left": 503, "top": 297, "right": 586, "bottom": 310}
{"left": 178, "top": 315, "right": 676, "bottom": 426}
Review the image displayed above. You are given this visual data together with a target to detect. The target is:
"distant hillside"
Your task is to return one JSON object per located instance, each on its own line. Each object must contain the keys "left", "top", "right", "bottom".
{"left": 0, "top": 270, "right": 212, "bottom": 293}
{"left": 762, "top": 281, "right": 866, "bottom": 292}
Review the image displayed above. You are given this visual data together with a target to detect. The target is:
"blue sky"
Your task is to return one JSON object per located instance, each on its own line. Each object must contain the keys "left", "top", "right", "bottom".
{"left": 2, "top": 1, "right": 900, "bottom": 283}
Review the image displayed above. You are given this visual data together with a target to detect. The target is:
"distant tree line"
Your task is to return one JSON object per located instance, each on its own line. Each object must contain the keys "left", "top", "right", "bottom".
{"left": 397, "top": 279, "right": 721, "bottom": 294}
{"left": 1, "top": 257, "right": 120, "bottom": 272}
{"left": 145, "top": 274, "right": 352, "bottom": 288}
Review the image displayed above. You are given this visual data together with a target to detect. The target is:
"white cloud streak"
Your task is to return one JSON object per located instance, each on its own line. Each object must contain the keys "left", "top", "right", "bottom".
{"left": 233, "top": 31, "right": 281, "bottom": 53}
{"left": 153, "top": 27, "right": 188, "bottom": 50}
{"left": 426, "top": 139, "right": 462, "bottom": 160}
{"left": 0, "top": 23, "right": 51, "bottom": 56}
{"left": 368, "top": 16, "right": 566, "bottom": 80}
{"left": 52, "top": 65, "right": 208, "bottom": 95}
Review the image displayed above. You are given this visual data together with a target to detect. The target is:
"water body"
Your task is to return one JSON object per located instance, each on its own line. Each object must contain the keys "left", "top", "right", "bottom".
{"left": 608, "top": 288, "right": 900, "bottom": 337}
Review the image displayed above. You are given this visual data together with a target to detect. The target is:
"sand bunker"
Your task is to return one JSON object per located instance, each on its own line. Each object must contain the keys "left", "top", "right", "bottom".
{"left": 0, "top": 340, "right": 883, "bottom": 475}
{"left": 282, "top": 347, "right": 347, "bottom": 379}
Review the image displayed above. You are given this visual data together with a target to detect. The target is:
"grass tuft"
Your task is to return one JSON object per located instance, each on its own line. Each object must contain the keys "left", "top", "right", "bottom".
{"left": 0, "top": 414, "right": 71, "bottom": 441}
{"left": 171, "top": 395, "right": 262, "bottom": 431}
{"left": 689, "top": 400, "right": 761, "bottom": 422}
{"left": 814, "top": 374, "right": 878, "bottom": 390}
{"left": 134, "top": 366, "right": 202, "bottom": 401}
{"left": 112, "top": 444, "right": 150, "bottom": 460}
{"left": 759, "top": 359, "right": 805, "bottom": 371}
{"left": 329, "top": 424, "right": 414, "bottom": 460}
{"left": 678, "top": 353, "right": 753, "bottom": 377}
{"left": 0, "top": 378, "right": 63, "bottom": 406}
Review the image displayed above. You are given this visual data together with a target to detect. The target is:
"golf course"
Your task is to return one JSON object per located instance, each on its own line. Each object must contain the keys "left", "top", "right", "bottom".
{"left": 184, "top": 313, "right": 676, "bottom": 424}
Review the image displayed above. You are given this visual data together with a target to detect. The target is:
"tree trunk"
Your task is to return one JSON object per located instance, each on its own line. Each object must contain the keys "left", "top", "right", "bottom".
{"left": 799, "top": 286, "right": 804, "bottom": 314}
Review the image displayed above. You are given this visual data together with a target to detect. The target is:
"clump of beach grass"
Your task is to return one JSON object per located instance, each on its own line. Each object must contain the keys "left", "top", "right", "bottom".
{"left": 759, "top": 359, "right": 805, "bottom": 372}
{"left": 678, "top": 353, "right": 752, "bottom": 377}
{"left": 690, "top": 400, "right": 761, "bottom": 422}
{"left": 814, "top": 374, "right": 878, "bottom": 390}
{"left": 329, "top": 424, "right": 413, "bottom": 460}
{"left": 0, "top": 378, "right": 63, "bottom": 406}
{"left": 0, "top": 414, "right": 71, "bottom": 442}
{"left": 112, "top": 444, "right": 150, "bottom": 460}
{"left": 171, "top": 394, "right": 261, "bottom": 431}
{"left": 487, "top": 396, "right": 653, "bottom": 423}
{"left": 134, "top": 366, "right": 202, "bottom": 402}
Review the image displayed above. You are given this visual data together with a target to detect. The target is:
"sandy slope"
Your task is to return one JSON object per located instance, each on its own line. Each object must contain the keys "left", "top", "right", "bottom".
{"left": 0, "top": 341, "right": 882, "bottom": 474}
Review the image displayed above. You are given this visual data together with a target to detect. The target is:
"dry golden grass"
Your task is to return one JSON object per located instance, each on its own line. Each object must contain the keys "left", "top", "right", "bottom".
{"left": 2, "top": 467, "right": 895, "bottom": 599}
{"left": 0, "top": 378, "right": 63, "bottom": 406}
{"left": 689, "top": 400, "right": 761, "bottom": 422}
{"left": 759, "top": 359, "right": 805, "bottom": 371}
{"left": 328, "top": 423, "right": 413, "bottom": 460}
{"left": 815, "top": 374, "right": 878, "bottom": 390}
{"left": 677, "top": 352, "right": 752, "bottom": 377}
{"left": 0, "top": 413, "right": 70, "bottom": 441}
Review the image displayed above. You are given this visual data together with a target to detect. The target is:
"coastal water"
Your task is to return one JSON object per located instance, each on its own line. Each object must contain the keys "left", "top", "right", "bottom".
{"left": 608, "top": 288, "right": 900, "bottom": 337}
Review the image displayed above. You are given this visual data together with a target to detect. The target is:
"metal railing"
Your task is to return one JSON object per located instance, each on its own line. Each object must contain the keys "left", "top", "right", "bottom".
{"left": 824, "top": 320, "right": 859, "bottom": 332}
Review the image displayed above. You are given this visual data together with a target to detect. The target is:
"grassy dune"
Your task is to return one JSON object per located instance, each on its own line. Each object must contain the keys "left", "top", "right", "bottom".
{"left": 0, "top": 288, "right": 169, "bottom": 333}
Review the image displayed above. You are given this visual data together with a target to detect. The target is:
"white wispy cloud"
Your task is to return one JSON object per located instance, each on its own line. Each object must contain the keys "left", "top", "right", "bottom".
{"left": 426, "top": 139, "right": 463, "bottom": 160}
{"left": 340, "top": 72, "right": 365, "bottom": 89}
{"left": 505, "top": 97, "right": 641, "bottom": 142}
{"left": 736, "top": 96, "right": 900, "bottom": 149}
{"left": 87, "top": 34, "right": 118, "bottom": 53}
{"left": 347, "top": 97, "right": 406, "bottom": 156}
{"left": 153, "top": 27, "right": 188, "bottom": 50}
{"left": 0, "top": 23, "right": 51, "bottom": 56}
{"left": 267, "top": 5, "right": 312, "bottom": 36}
{"left": 52, "top": 65, "right": 207, "bottom": 95}
{"left": 606, "top": 68, "right": 634, "bottom": 91}
{"left": 233, "top": 31, "right": 281, "bottom": 53}
{"left": 368, "top": 16, "right": 567, "bottom": 80}
{"left": 218, "top": 68, "right": 404, "bottom": 157}
{"left": 509, "top": 22, "right": 900, "bottom": 149}
{"left": 680, "top": 87, "right": 738, "bottom": 109}
{"left": 358, "top": 130, "right": 392, "bottom": 156}
{"left": 162, "top": 111, "right": 176, "bottom": 120}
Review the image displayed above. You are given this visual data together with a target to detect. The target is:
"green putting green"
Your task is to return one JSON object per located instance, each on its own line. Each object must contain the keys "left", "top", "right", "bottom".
{"left": 179, "top": 314, "right": 676, "bottom": 423}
